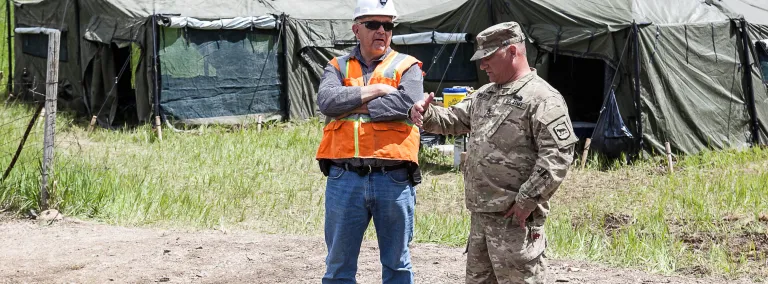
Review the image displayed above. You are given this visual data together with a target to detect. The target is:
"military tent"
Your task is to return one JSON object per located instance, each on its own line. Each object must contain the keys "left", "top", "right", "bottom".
{"left": 395, "top": 0, "right": 768, "bottom": 156}
{"left": 7, "top": 0, "right": 457, "bottom": 126}
{"left": 6, "top": 0, "right": 767, "bottom": 156}
{"left": 10, "top": 0, "right": 285, "bottom": 127}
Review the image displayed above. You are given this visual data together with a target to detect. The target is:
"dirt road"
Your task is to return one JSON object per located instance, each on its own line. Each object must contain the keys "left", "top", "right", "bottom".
{"left": 0, "top": 216, "right": 758, "bottom": 283}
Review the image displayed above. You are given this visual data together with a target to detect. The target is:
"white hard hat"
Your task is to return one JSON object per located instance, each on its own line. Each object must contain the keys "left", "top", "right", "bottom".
{"left": 354, "top": 0, "right": 398, "bottom": 20}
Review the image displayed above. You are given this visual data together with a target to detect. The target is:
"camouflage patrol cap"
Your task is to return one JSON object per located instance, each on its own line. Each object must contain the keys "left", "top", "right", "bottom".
{"left": 470, "top": 22, "right": 526, "bottom": 61}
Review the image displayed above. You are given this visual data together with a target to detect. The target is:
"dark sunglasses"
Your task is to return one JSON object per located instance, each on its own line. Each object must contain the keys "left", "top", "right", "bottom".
{"left": 359, "top": 21, "right": 395, "bottom": 31}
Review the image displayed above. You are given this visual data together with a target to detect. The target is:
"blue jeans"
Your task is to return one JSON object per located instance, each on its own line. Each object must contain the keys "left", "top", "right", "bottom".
{"left": 323, "top": 165, "right": 416, "bottom": 284}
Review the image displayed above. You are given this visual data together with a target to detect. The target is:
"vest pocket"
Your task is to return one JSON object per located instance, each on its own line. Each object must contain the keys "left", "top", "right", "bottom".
{"left": 323, "top": 120, "right": 344, "bottom": 131}
{"left": 369, "top": 122, "right": 414, "bottom": 160}
{"left": 320, "top": 120, "right": 354, "bottom": 158}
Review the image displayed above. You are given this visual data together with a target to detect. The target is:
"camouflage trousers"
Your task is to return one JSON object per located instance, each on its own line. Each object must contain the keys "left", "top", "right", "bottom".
{"left": 466, "top": 212, "right": 547, "bottom": 284}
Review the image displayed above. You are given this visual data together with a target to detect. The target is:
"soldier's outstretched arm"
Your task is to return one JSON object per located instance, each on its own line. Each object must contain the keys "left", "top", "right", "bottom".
{"left": 514, "top": 97, "right": 578, "bottom": 212}
{"left": 411, "top": 94, "right": 473, "bottom": 136}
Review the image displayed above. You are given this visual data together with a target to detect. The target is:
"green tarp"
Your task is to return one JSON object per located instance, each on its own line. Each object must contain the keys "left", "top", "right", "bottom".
{"left": 7, "top": 0, "right": 768, "bottom": 155}
{"left": 396, "top": 0, "right": 766, "bottom": 154}
{"left": 10, "top": 0, "right": 456, "bottom": 125}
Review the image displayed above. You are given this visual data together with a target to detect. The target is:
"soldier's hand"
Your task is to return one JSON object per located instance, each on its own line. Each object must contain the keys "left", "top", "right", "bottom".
{"left": 410, "top": 92, "right": 434, "bottom": 127}
{"left": 504, "top": 202, "right": 533, "bottom": 228}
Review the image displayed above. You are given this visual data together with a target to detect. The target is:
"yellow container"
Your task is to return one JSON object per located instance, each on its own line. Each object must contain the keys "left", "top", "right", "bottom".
{"left": 443, "top": 87, "right": 468, "bottom": 108}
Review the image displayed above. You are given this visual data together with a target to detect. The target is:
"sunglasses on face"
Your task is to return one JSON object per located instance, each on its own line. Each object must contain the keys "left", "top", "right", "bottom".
{"left": 359, "top": 21, "right": 395, "bottom": 31}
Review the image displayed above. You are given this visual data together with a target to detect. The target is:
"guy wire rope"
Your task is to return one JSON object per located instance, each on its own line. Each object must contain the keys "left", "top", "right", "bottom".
{"left": 433, "top": 0, "right": 479, "bottom": 93}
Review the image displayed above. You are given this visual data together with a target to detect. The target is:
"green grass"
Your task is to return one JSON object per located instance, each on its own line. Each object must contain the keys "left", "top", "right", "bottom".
{"left": 0, "top": 0, "right": 13, "bottom": 97}
{"left": 549, "top": 147, "right": 768, "bottom": 279}
{"left": 0, "top": 104, "right": 468, "bottom": 239}
{"left": 1, "top": 103, "right": 767, "bottom": 280}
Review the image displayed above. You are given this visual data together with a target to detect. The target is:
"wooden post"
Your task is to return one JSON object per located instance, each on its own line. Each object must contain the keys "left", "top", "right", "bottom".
{"left": 155, "top": 116, "right": 163, "bottom": 141}
{"left": 665, "top": 142, "right": 674, "bottom": 173}
{"left": 257, "top": 115, "right": 263, "bottom": 132}
{"left": 580, "top": 138, "right": 591, "bottom": 170}
{"left": 40, "top": 29, "right": 61, "bottom": 211}
{"left": 88, "top": 115, "right": 97, "bottom": 132}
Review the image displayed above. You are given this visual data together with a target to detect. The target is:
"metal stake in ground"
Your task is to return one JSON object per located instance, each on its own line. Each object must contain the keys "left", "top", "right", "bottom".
{"left": 15, "top": 27, "right": 61, "bottom": 210}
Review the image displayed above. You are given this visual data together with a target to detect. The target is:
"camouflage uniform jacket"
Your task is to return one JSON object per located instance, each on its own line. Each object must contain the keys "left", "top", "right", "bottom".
{"left": 421, "top": 69, "right": 576, "bottom": 215}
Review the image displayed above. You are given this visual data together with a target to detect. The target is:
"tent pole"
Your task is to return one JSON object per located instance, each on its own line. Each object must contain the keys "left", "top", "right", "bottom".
{"left": 279, "top": 14, "right": 288, "bottom": 120}
{"left": 75, "top": 0, "right": 87, "bottom": 116}
{"left": 740, "top": 19, "right": 760, "bottom": 146}
{"left": 632, "top": 22, "right": 643, "bottom": 152}
{"left": 5, "top": 0, "right": 13, "bottom": 94}
{"left": 151, "top": 14, "right": 162, "bottom": 139}
{"left": 74, "top": 0, "right": 82, "bottom": 79}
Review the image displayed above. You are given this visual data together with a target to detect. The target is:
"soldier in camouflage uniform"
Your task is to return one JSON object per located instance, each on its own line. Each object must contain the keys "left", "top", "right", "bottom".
{"left": 410, "top": 22, "right": 577, "bottom": 284}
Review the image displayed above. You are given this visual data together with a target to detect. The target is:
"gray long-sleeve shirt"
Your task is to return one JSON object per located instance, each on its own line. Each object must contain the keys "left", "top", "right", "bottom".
{"left": 317, "top": 45, "right": 424, "bottom": 166}
{"left": 317, "top": 46, "right": 424, "bottom": 122}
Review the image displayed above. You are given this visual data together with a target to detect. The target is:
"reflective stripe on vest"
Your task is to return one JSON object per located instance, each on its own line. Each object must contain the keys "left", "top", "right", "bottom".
{"left": 338, "top": 55, "right": 349, "bottom": 79}
{"left": 318, "top": 51, "right": 423, "bottom": 163}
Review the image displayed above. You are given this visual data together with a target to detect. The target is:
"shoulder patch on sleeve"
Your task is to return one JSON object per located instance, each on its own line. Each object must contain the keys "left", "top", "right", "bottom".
{"left": 540, "top": 107, "right": 578, "bottom": 149}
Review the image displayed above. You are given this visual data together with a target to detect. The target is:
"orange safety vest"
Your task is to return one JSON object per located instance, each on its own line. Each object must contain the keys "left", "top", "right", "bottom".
{"left": 316, "top": 51, "right": 423, "bottom": 164}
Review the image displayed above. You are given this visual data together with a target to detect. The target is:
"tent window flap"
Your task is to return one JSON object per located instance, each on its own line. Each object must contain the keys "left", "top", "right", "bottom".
{"left": 21, "top": 32, "right": 69, "bottom": 62}
{"left": 158, "top": 28, "right": 282, "bottom": 123}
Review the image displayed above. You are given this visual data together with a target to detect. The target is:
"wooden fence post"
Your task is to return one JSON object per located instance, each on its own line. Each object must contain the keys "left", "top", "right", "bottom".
{"left": 13, "top": 27, "right": 63, "bottom": 210}
{"left": 88, "top": 115, "right": 97, "bottom": 132}
{"left": 155, "top": 116, "right": 163, "bottom": 142}
{"left": 665, "top": 142, "right": 674, "bottom": 173}
{"left": 40, "top": 29, "right": 61, "bottom": 210}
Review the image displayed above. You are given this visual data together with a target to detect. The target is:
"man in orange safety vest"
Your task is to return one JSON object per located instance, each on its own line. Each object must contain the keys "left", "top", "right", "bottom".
{"left": 315, "top": 0, "right": 424, "bottom": 283}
